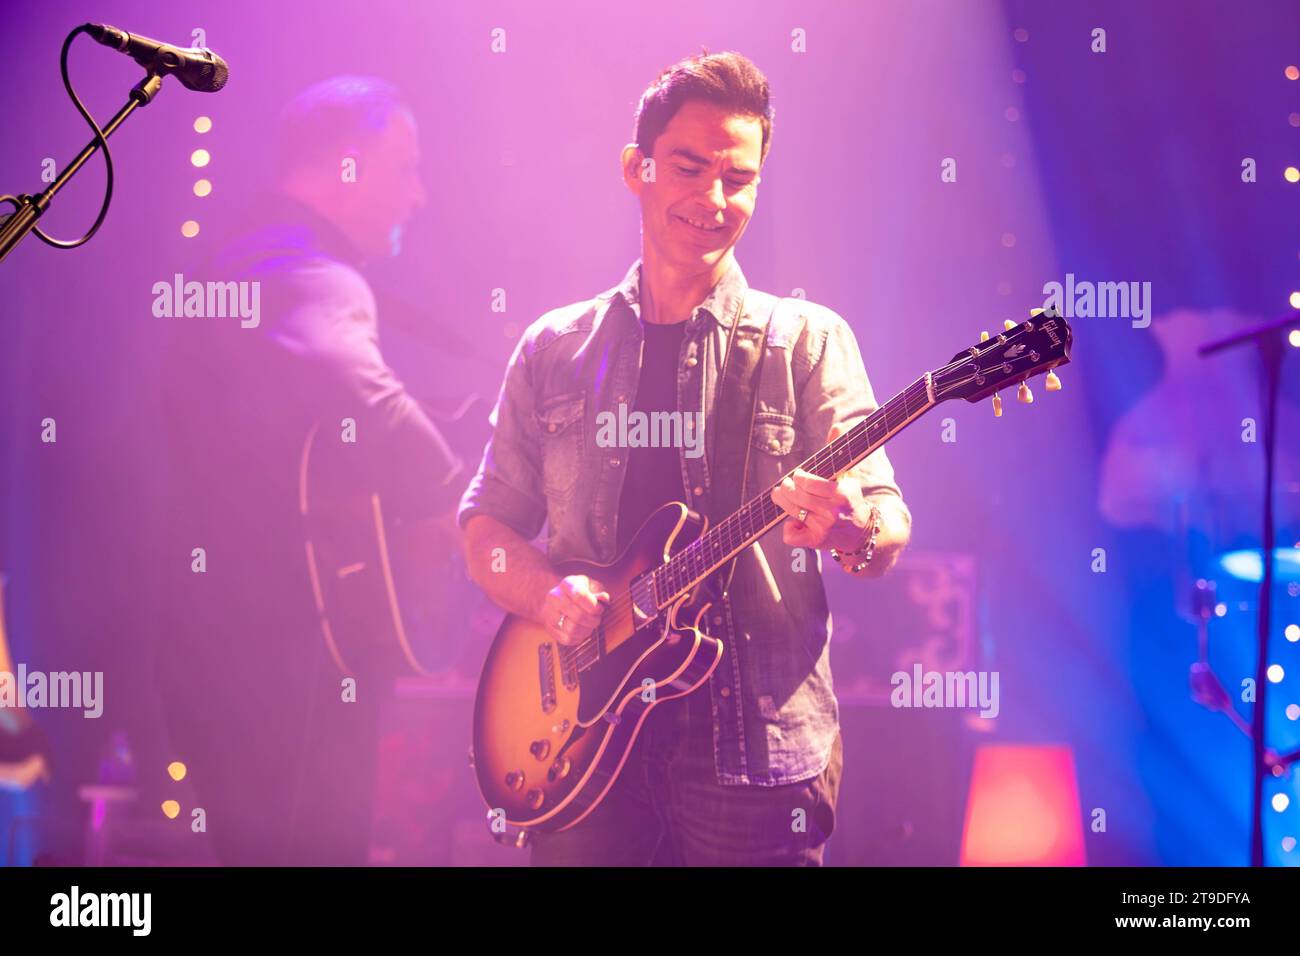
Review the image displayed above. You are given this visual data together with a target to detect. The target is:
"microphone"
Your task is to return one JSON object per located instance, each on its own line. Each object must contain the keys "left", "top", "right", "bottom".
{"left": 84, "top": 23, "right": 229, "bottom": 92}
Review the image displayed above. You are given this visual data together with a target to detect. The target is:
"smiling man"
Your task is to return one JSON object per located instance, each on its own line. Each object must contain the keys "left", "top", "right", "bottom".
{"left": 459, "top": 51, "right": 911, "bottom": 866}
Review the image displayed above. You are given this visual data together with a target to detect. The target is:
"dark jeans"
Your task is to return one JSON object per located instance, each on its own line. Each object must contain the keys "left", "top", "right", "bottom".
{"left": 529, "top": 687, "right": 843, "bottom": 866}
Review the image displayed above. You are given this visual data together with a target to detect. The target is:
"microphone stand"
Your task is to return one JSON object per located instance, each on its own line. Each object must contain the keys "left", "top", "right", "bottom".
{"left": 1198, "top": 309, "right": 1299, "bottom": 866}
{"left": 0, "top": 71, "right": 163, "bottom": 264}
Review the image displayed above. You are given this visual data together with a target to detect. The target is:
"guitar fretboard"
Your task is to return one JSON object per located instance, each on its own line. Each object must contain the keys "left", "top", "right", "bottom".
{"left": 653, "top": 373, "right": 934, "bottom": 607}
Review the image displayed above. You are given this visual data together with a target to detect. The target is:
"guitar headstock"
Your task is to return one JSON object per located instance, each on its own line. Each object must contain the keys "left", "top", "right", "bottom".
{"left": 931, "top": 307, "right": 1073, "bottom": 414}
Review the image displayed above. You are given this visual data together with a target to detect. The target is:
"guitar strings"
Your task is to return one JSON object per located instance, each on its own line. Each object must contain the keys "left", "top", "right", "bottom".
{"left": 652, "top": 374, "right": 934, "bottom": 610}
{"left": 556, "top": 377, "right": 929, "bottom": 674}
{"left": 555, "top": 336, "right": 1038, "bottom": 674}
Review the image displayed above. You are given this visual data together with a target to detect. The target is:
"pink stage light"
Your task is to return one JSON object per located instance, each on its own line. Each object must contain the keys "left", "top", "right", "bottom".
{"left": 960, "top": 744, "right": 1086, "bottom": 866}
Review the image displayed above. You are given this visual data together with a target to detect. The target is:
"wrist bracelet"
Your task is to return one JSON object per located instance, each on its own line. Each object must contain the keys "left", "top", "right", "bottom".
{"left": 830, "top": 506, "right": 882, "bottom": 573}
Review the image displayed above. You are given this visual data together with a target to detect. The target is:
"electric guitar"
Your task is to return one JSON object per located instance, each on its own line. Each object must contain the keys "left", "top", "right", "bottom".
{"left": 472, "top": 311, "right": 1073, "bottom": 833}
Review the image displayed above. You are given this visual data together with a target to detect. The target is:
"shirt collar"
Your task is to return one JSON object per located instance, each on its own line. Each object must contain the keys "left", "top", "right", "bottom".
{"left": 277, "top": 192, "right": 367, "bottom": 267}
{"left": 226, "top": 190, "right": 367, "bottom": 268}
{"left": 610, "top": 256, "right": 749, "bottom": 331}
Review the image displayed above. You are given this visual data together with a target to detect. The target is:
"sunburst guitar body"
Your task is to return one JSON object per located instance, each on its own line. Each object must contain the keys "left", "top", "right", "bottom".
{"left": 472, "top": 501, "right": 721, "bottom": 832}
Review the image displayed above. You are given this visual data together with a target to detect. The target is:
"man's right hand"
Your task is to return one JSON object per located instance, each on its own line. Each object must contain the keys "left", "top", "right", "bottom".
{"left": 541, "top": 575, "right": 611, "bottom": 646}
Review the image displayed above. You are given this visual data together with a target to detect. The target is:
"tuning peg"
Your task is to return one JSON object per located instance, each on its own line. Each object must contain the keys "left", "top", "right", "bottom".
{"left": 1017, "top": 380, "right": 1034, "bottom": 404}
{"left": 1004, "top": 319, "right": 1016, "bottom": 331}
{"left": 1045, "top": 369, "right": 1062, "bottom": 391}
{"left": 992, "top": 393, "right": 1003, "bottom": 417}
{"left": 1029, "top": 307, "right": 1045, "bottom": 317}
{"left": 980, "top": 330, "right": 990, "bottom": 342}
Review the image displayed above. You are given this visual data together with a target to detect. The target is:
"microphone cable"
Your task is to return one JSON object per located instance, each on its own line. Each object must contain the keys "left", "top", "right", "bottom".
{"left": 0, "top": 25, "right": 116, "bottom": 250}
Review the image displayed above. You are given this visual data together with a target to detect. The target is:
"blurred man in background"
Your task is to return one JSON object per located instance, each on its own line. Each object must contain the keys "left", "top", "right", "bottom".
{"left": 156, "top": 76, "right": 462, "bottom": 865}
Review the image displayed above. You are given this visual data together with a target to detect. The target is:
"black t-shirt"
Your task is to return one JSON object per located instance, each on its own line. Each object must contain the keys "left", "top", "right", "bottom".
{"left": 616, "top": 318, "right": 688, "bottom": 553}
{"left": 617, "top": 316, "right": 714, "bottom": 731}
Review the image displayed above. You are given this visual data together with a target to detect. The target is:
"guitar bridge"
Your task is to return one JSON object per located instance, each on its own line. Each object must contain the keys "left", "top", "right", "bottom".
{"left": 539, "top": 642, "right": 557, "bottom": 713}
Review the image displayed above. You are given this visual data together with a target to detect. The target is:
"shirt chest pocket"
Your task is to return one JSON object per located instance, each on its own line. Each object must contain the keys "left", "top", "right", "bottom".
{"left": 749, "top": 411, "right": 797, "bottom": 485}
{"left": 534, "top": 392, "right": 585, "bottom": 496}
{"left": 751, "top": 412, "right": 797, "bottom": 457}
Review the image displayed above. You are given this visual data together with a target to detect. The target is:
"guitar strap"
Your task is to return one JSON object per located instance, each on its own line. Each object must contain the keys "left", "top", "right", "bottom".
{"left": 700, "top": 287, "right": 783, "bottom": 600}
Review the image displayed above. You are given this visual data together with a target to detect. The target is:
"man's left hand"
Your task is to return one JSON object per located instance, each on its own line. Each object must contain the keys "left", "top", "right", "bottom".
{"left": 769, "top": 422, "right": 907, "bottom": 576}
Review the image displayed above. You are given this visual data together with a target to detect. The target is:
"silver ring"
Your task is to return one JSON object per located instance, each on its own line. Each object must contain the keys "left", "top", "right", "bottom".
{"left": 556, "top": 613, "right": 566, "bottom": 630}
{"left": 797, "top": 508, "right": 808, "bottom": 523}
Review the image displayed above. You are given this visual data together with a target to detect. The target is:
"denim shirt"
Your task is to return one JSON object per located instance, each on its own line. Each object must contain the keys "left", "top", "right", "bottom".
{"left": 458, "top": 257, "right": 910, "bottom": 786}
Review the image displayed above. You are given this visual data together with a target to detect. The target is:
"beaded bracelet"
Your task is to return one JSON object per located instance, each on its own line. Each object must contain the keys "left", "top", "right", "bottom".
{"left": 830, "top": 505, "right": 882, "bottom": 574}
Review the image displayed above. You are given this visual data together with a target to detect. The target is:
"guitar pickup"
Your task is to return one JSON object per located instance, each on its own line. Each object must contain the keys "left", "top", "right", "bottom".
{"left": 557, "top": 644, "right": 579, "bottom": 691}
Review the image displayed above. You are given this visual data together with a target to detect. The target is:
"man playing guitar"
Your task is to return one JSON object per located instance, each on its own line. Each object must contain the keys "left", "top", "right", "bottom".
{"left": 158, "top": 76, "right": 463, "bottom": 865}
{"left": 459, "top": 51, "right": 911, "bottom": 866}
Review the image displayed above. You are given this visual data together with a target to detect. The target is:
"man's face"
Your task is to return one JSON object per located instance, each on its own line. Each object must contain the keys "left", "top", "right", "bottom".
{"left": 624, "top": 99, "right": 763, "bottom": 274}
{"left": 347, "top": 107, "right": 426, "bottom": 258}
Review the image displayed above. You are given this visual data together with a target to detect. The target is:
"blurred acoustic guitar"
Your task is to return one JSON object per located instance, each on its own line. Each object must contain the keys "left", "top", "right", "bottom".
{"left": 298, "top": 394, "right": 487, "bottom": 679}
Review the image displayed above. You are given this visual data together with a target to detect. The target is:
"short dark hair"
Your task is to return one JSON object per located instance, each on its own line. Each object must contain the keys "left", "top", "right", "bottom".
{"left": 275, "top": 75, "right": 408, "bottom": 174}
{"left": 633, "top": 51, "right": 774, "bottom": 165}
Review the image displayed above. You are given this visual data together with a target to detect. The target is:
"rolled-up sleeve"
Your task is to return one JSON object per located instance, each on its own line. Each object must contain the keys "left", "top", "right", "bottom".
{"left": 457, "top": 329, "right": 548, "bottom": 541}
{"left": 797, "top": 312, "right": 911, "bottom": 530}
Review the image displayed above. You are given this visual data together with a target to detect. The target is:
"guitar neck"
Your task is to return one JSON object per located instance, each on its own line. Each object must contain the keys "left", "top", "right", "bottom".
{"left": 653, "top": 372, "right": 937, "bottom": 607}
